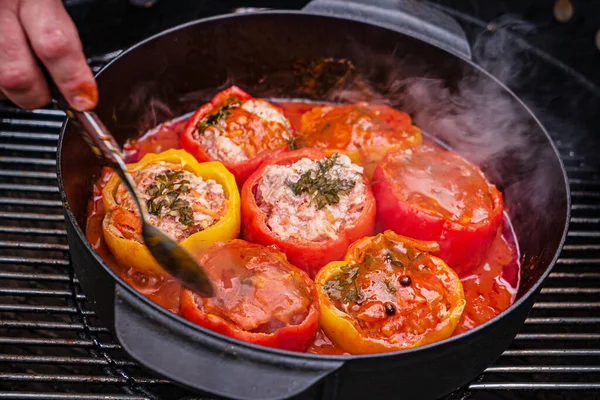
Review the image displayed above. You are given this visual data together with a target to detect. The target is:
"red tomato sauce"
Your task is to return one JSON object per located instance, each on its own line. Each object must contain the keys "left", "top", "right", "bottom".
{"left": 87, "top": 100, "right": 520, "bottom": 355}
{"left": 383, "top": 146, "right": 495, "bottom": 224}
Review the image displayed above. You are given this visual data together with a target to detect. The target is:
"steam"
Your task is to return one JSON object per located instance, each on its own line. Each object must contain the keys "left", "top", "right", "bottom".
{"left": 309, "top": 18, "right": 572, "bottom": 235}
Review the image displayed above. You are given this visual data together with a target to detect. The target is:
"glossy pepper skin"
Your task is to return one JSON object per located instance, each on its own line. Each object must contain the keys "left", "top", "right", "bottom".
{"left": 101, "top": 149, "right": 241, "bottom": 277}
{"left": 314, "top": 230, "right": 466, "bottom": 354}
{"left": 372, "top": 146, "right": 504, "bottom": 277}
{"left": 180, "top": 239, "right": 319, "bottom": 351}
{"left": 179, "top": 86, "right": 290, "bottom": 187}
{"left": 298, "top": 103, "right": 422, "bottom": 178}
{"left": 241, "top": 148, "right": 376, "bottom": 278}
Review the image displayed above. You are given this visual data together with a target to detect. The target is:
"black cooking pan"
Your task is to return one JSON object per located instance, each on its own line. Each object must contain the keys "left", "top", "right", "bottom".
{"left": 57, "top": 1, "right": 570, "bottom": 399}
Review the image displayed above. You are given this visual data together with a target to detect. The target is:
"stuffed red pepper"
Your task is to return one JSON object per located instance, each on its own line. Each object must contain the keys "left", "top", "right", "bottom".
{"left": 180, "top": 86, "right": 293, "bottom": 185}
{"left": 372, "top": 146, "right": 504, "bottom": 276}
{"left": 241, "top": 148, "right": 376, "bottom": 277}
{"left": 180, "top": 239, "right": 319, "bottom": 351}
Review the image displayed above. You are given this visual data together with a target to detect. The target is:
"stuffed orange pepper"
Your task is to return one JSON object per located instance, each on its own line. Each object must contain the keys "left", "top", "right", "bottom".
{"left": 180, "top": 239, "right": 319, "bottom": 351}
{"left": 298, "top": 103, "right": 421, "bottom": 177}
{"left": 180, "top": 86, "right": 293, "bottom": 186}
{"left": 314, "top": 230, "right": 465, "bottom": 354}
{"left": 101, "top": 149, "right": 240, "bottom": 277}
{"left": 241, "top": 148, "right": 376, "bottom": 277}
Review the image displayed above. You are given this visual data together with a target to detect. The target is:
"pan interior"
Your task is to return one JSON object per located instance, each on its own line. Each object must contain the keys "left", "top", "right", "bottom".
{"left": 60, "top": 12, "right": 568, "bottom": 325}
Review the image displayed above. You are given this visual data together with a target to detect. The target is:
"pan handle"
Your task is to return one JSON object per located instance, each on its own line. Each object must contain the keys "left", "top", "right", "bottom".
{"left": 113, "top": 284, "right": 343, "bottom": 400}
{"left": 302, "top": 0, "right": 471, "bottom": 60}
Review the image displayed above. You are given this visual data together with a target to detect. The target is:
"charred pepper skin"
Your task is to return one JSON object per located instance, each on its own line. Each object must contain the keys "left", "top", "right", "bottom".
{"left": 101, "top": 149, "right": 241, "bottom": 277}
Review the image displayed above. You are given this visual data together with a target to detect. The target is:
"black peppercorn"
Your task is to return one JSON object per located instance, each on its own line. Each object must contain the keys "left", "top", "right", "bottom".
{"left": 399, "top": 275, "right": 412, "bottom": 286}
{"left": 384, "top": 303, "right": 396, "bottom": 315}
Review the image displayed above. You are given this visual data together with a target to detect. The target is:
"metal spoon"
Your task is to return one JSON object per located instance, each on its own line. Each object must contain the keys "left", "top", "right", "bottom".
{"left": 49, "top": 82, "right": 214, "bottom": 297}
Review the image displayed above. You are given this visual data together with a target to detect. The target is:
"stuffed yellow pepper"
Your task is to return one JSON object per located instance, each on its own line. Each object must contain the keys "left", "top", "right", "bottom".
{"left": 314, "top": 230, "right": 465, "bottom": 354}
{"left": 102, "top": 149, "right": 241, "bottom": 276}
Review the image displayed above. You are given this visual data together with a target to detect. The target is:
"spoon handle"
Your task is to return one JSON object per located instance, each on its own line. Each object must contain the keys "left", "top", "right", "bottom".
{"left": 70, "top": 111, "right": 148, "bottom": 218}
{"left": 46, "top": 71, "right": 214, "bottom": 297}
{"left": 46, "top": 81, "right": 148, "bottom": 219}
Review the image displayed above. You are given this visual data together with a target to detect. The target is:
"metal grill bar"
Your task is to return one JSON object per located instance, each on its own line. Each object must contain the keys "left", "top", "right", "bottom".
{"left": 470, "top": 383, "right": 600, "bottom": 390}
{"left": 0, "top": 320, "right": 108, "bottom": 332}
{"left": 558, "top": 154, "right": 586, "bottom": 161}
{"left": 0, "top": 143, "right": 57, "bottom": 153}
{"left": 571, "top": 204, "right": 600, "bottom": 211}
{"left": 0, "top": 131, "right": 60, "bottom": 141}
{"left": 0, "top": 170, "right": 57, "bottom": 179}
{"left": 0, "top": 118, "right": 63, "bottom": 129}
{"left": 0, "top": 213, "right": 63, "bottom": 221}
{"left": 502, "top": 350, "right": 600, "bottom": 356}
{"left": 0, "top": 373, "right": 168, "bottom": 385}
{"left": 0, "top": 184, "right": 59, "bottom": 193}
{"left": 20, "top": 108, "right": 65, "bottom": 116}
{"left": 549, "top": 273, "right": 600, "bottom": 279}
{"left": 555, "top": 259, "right": 600, "bottom": 265}
{"left": 0, "top": 227, "right": 67, "bottom": 236}
{"left": 0, "top": 257, "right": 69, "bottom": 266}
{"left": 0, "top": 157, "right": 57, "bottom": 166}
{"left": 0, "top": 198, "right": 62, "bottom": 207}
{"left": 0, "top": 354, "right": 136, "bottom": 367}
{"left": 0, "top": 288, "right": 84, "bottom": 298}
{"left": 525, "top": 317, "right": 600, "bottom": 324}
{"left": 515, "top": 333, "right": 600, "bottom": 340}
{"left": 562, "top": 244, "right": 600, "bottom": 251}
{"left": 0, "top": 271, "right": 70, "bottom": 281}
{"left": 571, "top": 191, "right": 600, "bottom": 198}
{"left": 0, "top": 337, "right": 119, "bottom": 349}
{"left": 0, "top": 394, "right": 148, "bottom": 400}
{"left": 533, "top": 302, "right": 600, "bottom": 309}
{"left": 486, "top": 366, "right": 600, "bottom": 373}
{"left": 570, "top": 217, "right": 600, "bottom": 224}
{"left": 568, "top": 179, "right": 600, "bottom": 186}
{"left": 565, "top": 165, "right": 597, "bottom": 172}
{"left": 0, "top": 241, "right": 69, "bottom": 250}
{"left": 541, "top": 288, "right": 600, "bottom": 294}
{"left": 0, "top": 304, "right": 78, "bottom": 314}
{"left": 567, "top": 231, "right": 600, "bottom": 238}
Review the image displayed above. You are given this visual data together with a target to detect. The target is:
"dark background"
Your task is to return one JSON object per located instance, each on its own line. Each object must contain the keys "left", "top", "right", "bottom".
{"left": 63, "top": 0, "right": 600, "bottom": 85}
{"left": 61, "top": 0, "right": 600, "bottom": 163}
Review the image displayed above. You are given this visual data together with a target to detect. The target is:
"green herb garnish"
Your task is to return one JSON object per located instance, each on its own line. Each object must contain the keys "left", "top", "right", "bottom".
{"left": 384, "top": 279, "right": 397, "bottom": 295}
{"left": 287, "top": 136, "right": 301, "bottom": 151}
{"left": 343, "top": 286, "right": 361, "bottom": 303}
{"left": 385, "top": 253, "right": 404, "bottom": 268}
{"left": 197, "top": 97, "right": 241, "bottom": 135}
{"left": 286, "top": 153, "right": 357, "bottom": 209}
{"left": 324, "top": 263, "right": 362, "bottom": 305}
{"left": 145, "top": 169, "right": 195, "bottom": 227}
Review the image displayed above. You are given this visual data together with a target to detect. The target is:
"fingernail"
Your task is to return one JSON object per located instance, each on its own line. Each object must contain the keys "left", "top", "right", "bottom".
{"left": 71, "top": 94, "right": 96, "bottom": 111}
{"left": 70, "top": 81, "right": 99, "bottom": 111}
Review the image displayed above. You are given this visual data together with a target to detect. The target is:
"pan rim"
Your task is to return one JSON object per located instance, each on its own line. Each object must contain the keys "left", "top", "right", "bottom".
{"left": 57, "top": 9, "right": 571, "bottom": 361}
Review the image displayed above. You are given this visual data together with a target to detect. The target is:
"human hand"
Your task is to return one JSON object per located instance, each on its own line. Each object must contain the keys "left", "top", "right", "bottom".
{"left": 0, "top": 0, "right": 97, "bottom": 111}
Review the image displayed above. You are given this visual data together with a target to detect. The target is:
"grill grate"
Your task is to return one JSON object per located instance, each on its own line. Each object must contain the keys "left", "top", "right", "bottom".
{"left": 0, "top": 104, "right": 174, "bottom": 400}
{"left": 1, "top": 86, "right": 599, "bottom": 400}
